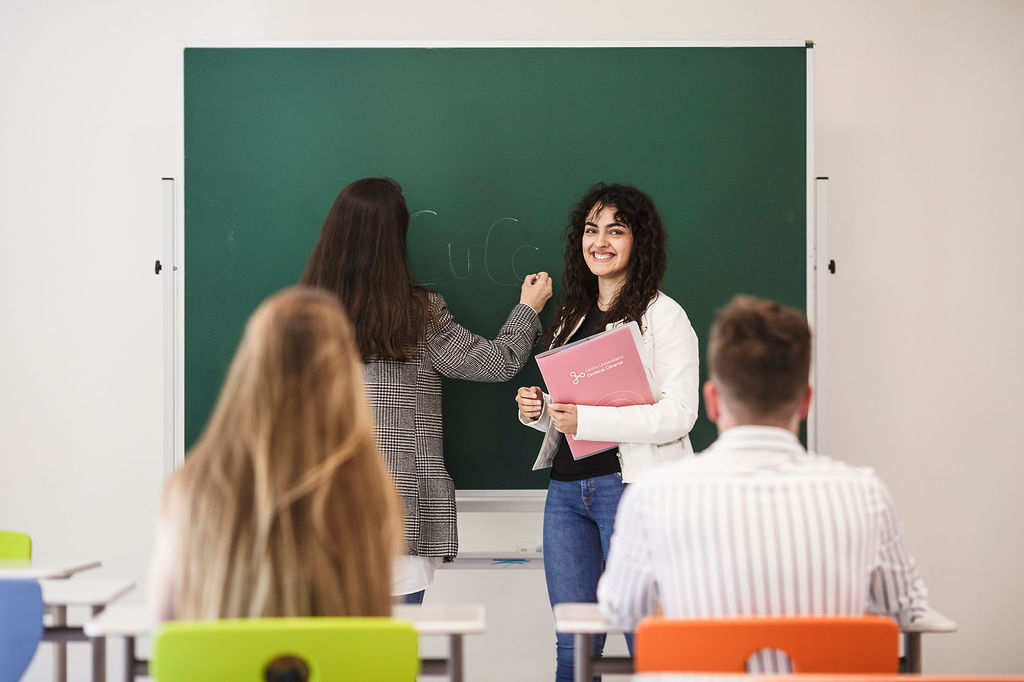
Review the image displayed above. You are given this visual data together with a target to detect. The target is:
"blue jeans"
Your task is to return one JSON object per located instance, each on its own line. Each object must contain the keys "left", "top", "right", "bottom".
{"left": 544, "top": 473, "right": 634, "bottom": 682}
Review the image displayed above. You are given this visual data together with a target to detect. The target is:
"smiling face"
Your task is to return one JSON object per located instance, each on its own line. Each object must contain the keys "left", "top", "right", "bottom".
{"left": 582, "top": 203, "right": 633, "bottom": 289}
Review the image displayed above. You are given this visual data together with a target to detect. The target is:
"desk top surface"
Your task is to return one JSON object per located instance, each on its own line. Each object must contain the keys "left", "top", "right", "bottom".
{"left": 40, "top": 578, "right": 135, "bottom": 607}
{"left": 85, "top": 603, "right": 486, "bottom": 638}
{"left": 0, "top": 558, "right": 101, "bottom": 579}
{"left": 899, "top": 608, "right": 957, "bottom": 633}
{"left": 394, "top": 604, "right": 486, "bottom": 633}
{"left": 554, "top": 602, "right": 625, "bottom": 634}
{"left": 553, "top": 603, "right": 957, "bottom": 635}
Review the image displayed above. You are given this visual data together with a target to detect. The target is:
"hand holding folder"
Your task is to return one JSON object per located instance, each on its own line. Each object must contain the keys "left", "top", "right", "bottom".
{"left": 535, "top": 321, "right": 655, "bottom": 459}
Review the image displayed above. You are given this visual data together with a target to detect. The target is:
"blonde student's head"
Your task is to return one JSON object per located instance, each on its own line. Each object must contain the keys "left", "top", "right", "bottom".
{"left": 167, "top": 285, "right": 401, "bottom": 619}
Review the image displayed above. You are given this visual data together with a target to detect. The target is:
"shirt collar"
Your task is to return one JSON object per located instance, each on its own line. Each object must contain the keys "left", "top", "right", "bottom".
{"left": 704, "top": 425, "right": 808, "bottom": 457}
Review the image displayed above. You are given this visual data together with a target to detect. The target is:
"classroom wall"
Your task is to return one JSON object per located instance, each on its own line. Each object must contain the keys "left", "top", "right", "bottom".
{"left": 1, "top": 1, "right": 1022, "bottom": 680}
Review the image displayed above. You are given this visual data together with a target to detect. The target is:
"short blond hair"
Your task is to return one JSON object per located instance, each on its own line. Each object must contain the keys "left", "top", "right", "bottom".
{"left": 709, "top": 295, "right": 811, "bottom": 422}
{"left": 168, "top": 286, "right": 401, "bottom": 618}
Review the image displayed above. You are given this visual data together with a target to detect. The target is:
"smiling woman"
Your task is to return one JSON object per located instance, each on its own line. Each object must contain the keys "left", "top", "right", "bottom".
{"left": 513, "top": 182, "right": 700, "bottom": 682}
{"left": 582, "top": 205, "right": 634, "bottom": 296}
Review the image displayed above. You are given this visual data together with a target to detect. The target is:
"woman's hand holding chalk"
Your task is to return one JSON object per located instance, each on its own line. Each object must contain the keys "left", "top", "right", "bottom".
{"left": 520, "top": 272, "right": 552, "bottom": 313}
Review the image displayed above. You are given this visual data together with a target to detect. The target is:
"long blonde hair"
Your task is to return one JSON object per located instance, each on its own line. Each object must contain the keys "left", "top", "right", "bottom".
{"left": 169, "top": 286, "right": 401, "bottom": 618}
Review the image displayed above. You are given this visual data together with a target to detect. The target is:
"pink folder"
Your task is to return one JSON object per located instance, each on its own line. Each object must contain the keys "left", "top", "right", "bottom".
{"left": 535, "top": 321, "right": 655, "bottom": 459}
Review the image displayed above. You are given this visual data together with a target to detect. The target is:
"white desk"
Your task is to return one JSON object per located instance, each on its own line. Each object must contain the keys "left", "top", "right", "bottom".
{"left": 395, "top": 604, "right": 485, "bottom": 681}
{"left": 897, "top": 607, "right": 958, "bottom": 672}
{"left": 0, "top": 559, "right": 103, "bottom": 682}
{"left": 553, "top": 603, "right": 958, "bottom": 682}
{"left": 39, "top": 579, "right": 136, "bottom": 682}
{"left": 86, "top": 603, "right": 486, "bottom": 682}
{"left": 0, "top": 558, "right": 101, "bottom": 579}
{"left": 41, "top": 579, "right": 136, "bottom": 609}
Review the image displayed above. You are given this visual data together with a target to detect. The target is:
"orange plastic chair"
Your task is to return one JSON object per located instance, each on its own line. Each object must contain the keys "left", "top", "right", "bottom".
{"left": 635, "top": 615, "right": 900, "bottom": 674}
{"left": 746, "top": 678, "right": 1024, "bottom": 682}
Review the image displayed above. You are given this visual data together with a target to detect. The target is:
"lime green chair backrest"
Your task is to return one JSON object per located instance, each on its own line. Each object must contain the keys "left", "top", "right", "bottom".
{"left": 151, "top": 617, "right": 419, "bottom": 682}
{"left": 0, "top": 531, "right": 32, "bottom": 559}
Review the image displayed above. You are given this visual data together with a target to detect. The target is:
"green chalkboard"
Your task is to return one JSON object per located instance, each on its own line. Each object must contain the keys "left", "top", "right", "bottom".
{"left": 184, "top": 46, "right": 808, "bottom": 490}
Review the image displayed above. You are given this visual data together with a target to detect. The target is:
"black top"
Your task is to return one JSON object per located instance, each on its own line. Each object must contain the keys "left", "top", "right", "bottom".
{"left": 550, "top": 305, "right": 622, "bottom": 482}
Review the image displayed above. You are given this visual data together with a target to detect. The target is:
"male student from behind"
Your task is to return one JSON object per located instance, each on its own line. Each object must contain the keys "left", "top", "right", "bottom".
{"left": 597, "top": 295, "right": 927, "bottom": 672}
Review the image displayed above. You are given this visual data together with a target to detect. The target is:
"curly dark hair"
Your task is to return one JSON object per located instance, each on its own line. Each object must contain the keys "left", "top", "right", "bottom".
{"left": 542, "top": 183, "right": 668, "bottom": 348}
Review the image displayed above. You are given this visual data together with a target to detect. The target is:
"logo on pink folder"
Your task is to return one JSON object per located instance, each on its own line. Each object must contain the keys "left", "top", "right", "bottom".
{"left": 536, "top": 321, "right": 654, "bottom": 460}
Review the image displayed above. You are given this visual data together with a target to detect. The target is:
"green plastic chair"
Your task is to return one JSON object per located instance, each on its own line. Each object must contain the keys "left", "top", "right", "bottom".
{"left": 151, "top": 617, "right": 419, "bottom": 682}
{"left": 0, "top": 531, "right": 32, "bottom": 559}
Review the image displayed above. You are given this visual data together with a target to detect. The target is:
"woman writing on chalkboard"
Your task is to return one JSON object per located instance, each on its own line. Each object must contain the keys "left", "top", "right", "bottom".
{"left": 148, "top": 287, "right": 402, "bottom": 620}
{"left": 515, "top": 183, "right": 699, "bottom": 682}
{"left": 302, "top": 177, "right": 553, "bottom": 603}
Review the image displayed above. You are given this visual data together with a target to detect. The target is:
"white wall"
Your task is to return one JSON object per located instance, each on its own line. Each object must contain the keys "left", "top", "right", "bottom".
{"left": 2, "top": 1, "right": 1022, "bottom": 679}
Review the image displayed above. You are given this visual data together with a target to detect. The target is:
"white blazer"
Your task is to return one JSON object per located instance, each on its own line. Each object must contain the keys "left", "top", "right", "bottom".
{"left": 522, "top": 291, "right": 700, "bottom": 482}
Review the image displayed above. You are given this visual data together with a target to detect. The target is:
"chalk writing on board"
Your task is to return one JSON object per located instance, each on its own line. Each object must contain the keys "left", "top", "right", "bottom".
{"left": 410, "top": 209, "right": 541, "bottom": 287}
{"left": 512, "top": 244, "right": 541, "bottom": 281}
{"left": 448, "top": 243, "right": 471, "bottom": 280}
{"left": 410, "top": 210, "right": 442, "bottom": 284}
{"left": 485, "top": 217, "right": 520, "bottom": 286}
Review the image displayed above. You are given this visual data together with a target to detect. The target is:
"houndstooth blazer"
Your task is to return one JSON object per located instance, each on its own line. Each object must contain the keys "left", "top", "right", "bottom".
{"left": 363, "top": 293, "right": 541, "bottom": 559}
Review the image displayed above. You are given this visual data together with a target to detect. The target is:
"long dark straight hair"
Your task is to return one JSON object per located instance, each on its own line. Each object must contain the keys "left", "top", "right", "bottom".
{"left": 542, "top": 183, "right": 668, "bottom": 349}
{"left": 300, "top": 178, "right": 433, "bottom": 361}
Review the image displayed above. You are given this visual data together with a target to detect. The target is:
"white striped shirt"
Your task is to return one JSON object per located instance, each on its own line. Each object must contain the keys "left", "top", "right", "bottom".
{"left": 598, "top": 426, "right": 927, "bottom": 671}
